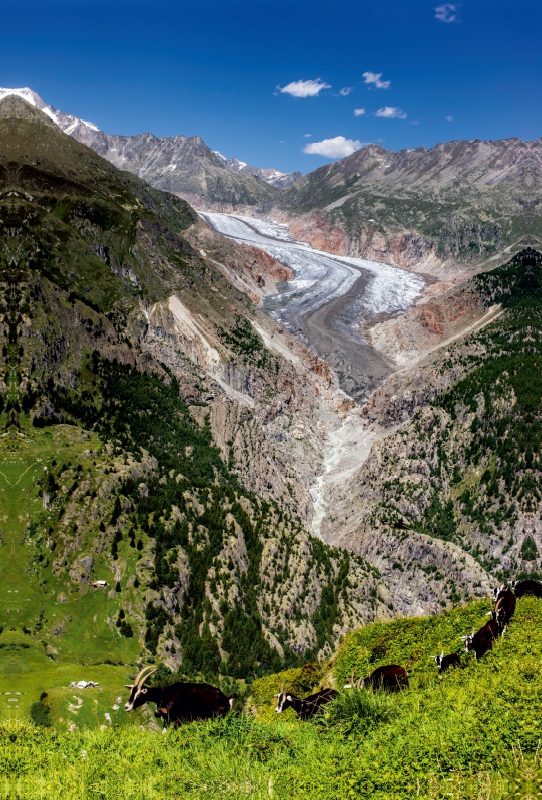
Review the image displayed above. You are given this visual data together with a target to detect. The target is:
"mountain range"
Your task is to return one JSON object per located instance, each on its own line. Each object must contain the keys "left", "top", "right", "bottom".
{"left": 2, "top": 88, "right": 539, "bottom": 279}
{"left": 0, "top": 87, "right": 300, "bottom": 212}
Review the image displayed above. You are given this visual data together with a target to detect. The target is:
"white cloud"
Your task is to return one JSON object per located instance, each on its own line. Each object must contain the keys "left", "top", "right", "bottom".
{"left": 303, "top": 136, "right": 364, "bottom": 159}
{"left": 277, "top": 79, "right": 331, "bottom": 97}
{"left": 446, "top": 115, "right": 453, "bottom": 121}
{"left": 375, "top": 106, "right": 407, "bottom": 119}
{"left": 303, "top": 133, "right": 312, "bottom": 137}
{"left": 338, "top": 87, "right": 352, "bottom": 96}
{"left": 435, "top": 4, "right": 459, "bottom": 22}
{"left": 363, "top": 71, "right": 390, "bottom": 90}
{"left": 354, "top": 108, "right": 365, "bottom": 117}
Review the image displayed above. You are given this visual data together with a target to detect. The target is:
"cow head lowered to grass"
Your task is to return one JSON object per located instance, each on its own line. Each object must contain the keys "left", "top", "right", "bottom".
{"left": 124, "top": 666, "right": 234, "bottom": 727}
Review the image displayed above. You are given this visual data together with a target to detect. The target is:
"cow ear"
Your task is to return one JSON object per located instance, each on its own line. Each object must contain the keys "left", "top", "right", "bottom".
{"left": 124, "top": 684, "right": 134, "bottom": 689}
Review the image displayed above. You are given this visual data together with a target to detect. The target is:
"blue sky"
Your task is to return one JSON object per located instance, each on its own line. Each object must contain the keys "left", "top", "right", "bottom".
{"left": 0, "top": 0, "right": 539, "bottom": 173}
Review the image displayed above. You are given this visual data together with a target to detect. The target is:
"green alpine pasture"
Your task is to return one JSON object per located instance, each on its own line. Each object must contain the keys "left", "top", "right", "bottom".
{"left": 0, "top": 596, "right": 540, "bottom": 798}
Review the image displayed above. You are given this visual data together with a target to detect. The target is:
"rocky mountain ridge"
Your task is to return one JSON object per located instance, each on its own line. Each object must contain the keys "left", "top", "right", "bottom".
{"left": 268, "top": 138, "right": 542, "bottom": 275}
{"left": 2, "top": 87, "right": 537, "bottom": 278}
{"left": 212, "top": 151, "right": 301, "bottom": 188}
{"left": 0, "top": 87, "right": 300, "bottom": 212}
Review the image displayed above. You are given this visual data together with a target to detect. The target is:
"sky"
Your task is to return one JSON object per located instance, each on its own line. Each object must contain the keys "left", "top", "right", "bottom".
{"left": 0, "top": 0, "right": 539, "bottom": 174}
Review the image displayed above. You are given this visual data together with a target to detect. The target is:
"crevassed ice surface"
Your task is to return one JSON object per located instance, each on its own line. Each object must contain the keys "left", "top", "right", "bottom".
{"left": 199, "top": 213, "right": 425, "bottom": 326}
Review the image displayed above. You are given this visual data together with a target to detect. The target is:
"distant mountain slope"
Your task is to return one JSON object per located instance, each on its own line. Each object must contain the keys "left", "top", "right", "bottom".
{"left": 271, "top": 139, "right": 542, "bottom": 274}
{"left": 0, "top": 87, "right": 296, "bottom": 212}
{"left": 212, "top": 151, "right": 302, "bottom": 188}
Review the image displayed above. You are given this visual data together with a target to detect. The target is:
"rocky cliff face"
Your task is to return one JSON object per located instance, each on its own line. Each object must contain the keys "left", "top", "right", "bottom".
{"left": 316, "top": 250, "right": 542, "bottom": 617}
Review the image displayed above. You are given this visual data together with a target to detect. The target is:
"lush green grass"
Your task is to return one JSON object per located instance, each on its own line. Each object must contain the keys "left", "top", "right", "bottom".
{"left": 0, "top": 596, "right": 539, "bottom": 798}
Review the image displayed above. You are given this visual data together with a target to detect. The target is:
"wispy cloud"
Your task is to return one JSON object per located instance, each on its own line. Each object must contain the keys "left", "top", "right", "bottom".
{"left": 303, "top": 133, "right": 312, "bottom": 137}
{"left": 303, "top": 136, "right": 365, "bottom": 158}
{"left": 375, "top": 106, "right": 407, "bottom": 119}
{"left": 435, "top": 4, "right": 459, "bottom": 22}
{"left": 445, "top": 115, "right": 453, "bottom": 121}
{"left": 277, "top": 79, "right": 330, "bottom": 97}
{"left": 363, "top": 71, "right": 390, "bottom": 90}
{"left": 354, "top": 108, "right": 365, "bottom": 117}
{"left": 338, "top": 87, "right": 352, "bottom": 96}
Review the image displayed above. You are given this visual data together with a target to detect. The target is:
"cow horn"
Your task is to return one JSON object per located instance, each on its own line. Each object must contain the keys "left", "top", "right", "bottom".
{"left": 133, "top": 666, "right": 157, "bottom": 688}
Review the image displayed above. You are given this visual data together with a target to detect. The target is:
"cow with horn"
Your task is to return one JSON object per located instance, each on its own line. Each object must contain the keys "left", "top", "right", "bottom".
{"left": 274, "top": 682, "right": 338, "bottom": 720}
{"left": 124, "top": 666, "right": 234, "bottom": 727}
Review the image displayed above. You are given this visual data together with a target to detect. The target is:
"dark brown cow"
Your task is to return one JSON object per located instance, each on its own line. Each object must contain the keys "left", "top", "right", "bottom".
{"left": 493, "top": 586, "right": 516, "bottom": 632}
{"left": 512, "top": 579, "right": 542, "bottom": 599}
{"left": 275, "top": 687, "right": 338, "bottom": 720}
{"left": 356, "top": 665, "right": 409, "bottom": 693}
{"left": 433, "top": 652, "right": 461, "bottom": 673}
{"left": 462, "top": 617, "right": 500, "bottom": 659}
{"left": 124, "top": 667, "right": 234, "bottom": 727}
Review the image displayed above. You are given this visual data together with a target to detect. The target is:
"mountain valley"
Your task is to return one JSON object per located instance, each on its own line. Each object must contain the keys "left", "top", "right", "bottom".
{"left": 0, "top": 88, "right": 539, "bottom": 750}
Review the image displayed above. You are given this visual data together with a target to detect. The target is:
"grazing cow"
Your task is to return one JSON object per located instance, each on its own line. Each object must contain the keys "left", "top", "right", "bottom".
{"left": 124, "top": 667, "right": 234, "bottom": 727}
{"left": 275, "top": 687, "right": 338, "bottom": 720}
{"left": 347, "top": 665, "right": 409, "bottom": 693}
{"left": 512, "top": 579, "right": 542, "bottom": 599}
{"left": 433, "top": 652, "right": 461, "bottom": 673}
{"left": 492, "top": 586, "right": 516, "bottom": 632}
{"left": 462, "top": 617, "right": 501, "bottom": 659}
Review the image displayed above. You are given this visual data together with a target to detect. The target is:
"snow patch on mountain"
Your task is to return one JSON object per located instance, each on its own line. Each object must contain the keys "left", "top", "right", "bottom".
{"left": 213, "top": 151, "right": 302, "bottom": 188}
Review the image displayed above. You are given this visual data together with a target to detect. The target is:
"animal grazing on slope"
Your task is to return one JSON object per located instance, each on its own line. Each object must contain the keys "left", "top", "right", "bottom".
{"left": 511, "top": 579, "right": 542, "bottom": 599}
{"left": 492, "top": 585, "right": 516, "bottom": 632}
{"left": 433, "top": 652, "right": 461, "bottom": 673}
{"left": 346, "top": 665, "right": 409, "bottom": 693}
{"left": 462, "top": 616, "right": 501, "bottom": 659}
{"left": 124, "top": 666, "right": 234, "bottom": 727}
{"left": 274, "top": 686, "right": 338, "bottom": 720}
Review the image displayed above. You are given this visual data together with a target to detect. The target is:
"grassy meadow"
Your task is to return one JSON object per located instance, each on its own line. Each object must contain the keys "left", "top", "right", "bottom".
{"left": 0, "top": 595, "right": 539, "bottom": 798}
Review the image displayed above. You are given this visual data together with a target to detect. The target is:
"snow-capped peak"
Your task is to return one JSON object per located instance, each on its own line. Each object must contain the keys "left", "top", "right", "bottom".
{"left": 0, "top": 87, "right": 46, "bottom": 108}
{"left": 0, "top": 87, "right": 100, "bottom": 132}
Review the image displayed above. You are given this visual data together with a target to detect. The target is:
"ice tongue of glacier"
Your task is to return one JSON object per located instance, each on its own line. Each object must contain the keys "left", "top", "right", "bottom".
{"left": 199, "top": 212, "right": 426, "bottom": 323}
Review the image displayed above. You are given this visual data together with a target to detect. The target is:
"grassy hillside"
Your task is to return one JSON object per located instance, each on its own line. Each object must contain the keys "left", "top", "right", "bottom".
{"left": 2, "top": 595, "right": 540, "bottom": 798}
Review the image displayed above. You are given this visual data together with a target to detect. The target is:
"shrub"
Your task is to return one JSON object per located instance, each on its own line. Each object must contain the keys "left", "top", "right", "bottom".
{"left": 30, "top": 701, "right": 51, "bottom": 727}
